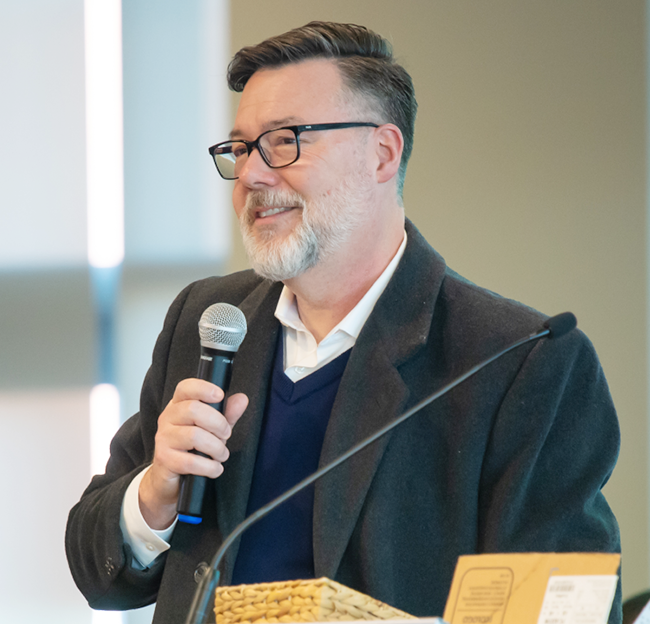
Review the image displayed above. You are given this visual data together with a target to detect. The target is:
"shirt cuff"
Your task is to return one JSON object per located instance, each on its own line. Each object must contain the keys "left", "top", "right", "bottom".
{"left": 120, "top": 465, "right": 177, "bottom": 569}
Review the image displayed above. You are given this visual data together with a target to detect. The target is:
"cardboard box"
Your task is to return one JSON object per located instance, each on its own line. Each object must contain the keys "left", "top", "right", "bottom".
{"left": 443, "top": 552, "right": 620, "bottom": 624}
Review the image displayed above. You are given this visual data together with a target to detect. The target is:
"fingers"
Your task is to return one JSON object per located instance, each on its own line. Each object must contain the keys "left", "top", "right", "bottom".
{"left": 170, "top": 377, "right": 225, "bottom": 408}
{"left": 151, "top": 379, "right": 249, "bottom": 481}
{"left": 140, "top": 379, "right": 248, "bottom": 527}
{"left": 169, "top": 379, "right": 233, "bottom": 438}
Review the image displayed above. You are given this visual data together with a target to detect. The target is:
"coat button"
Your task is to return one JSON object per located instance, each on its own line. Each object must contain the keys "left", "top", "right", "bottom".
{"left": 104, "top": 557, "right": 116, "bottom": 576}
{"left": 194, "top": 561, "right": 210, "bottom": 584}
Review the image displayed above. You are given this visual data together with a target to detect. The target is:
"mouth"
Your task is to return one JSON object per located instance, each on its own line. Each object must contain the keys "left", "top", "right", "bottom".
{"left": 256, "top": 206, "right": 297, "bottom": 219}
{"left": 243, "top": 190, "right": 306, "bottom": 227}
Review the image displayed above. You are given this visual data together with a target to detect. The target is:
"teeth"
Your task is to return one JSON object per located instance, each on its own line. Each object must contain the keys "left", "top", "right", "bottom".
{"left": 258, "top": 206, "right": 292, "bottom": 218}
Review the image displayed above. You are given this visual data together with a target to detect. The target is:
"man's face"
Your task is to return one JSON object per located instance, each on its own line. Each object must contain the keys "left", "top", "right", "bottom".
{"left": 230, "top": 59, "right": 377, "bottom": 281}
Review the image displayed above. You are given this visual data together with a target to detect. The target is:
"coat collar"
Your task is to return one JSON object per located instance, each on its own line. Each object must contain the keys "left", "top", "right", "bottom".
{"left": 214, "top": 220, "right": 447, "bottom": 582}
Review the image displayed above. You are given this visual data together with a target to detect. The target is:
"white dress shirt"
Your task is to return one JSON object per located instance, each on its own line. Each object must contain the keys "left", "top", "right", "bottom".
{"left": 278, "top": 231, "right": 407, "bottom": 382}
{"left": 121, "top": 231, "right": 408, "bottom": 568}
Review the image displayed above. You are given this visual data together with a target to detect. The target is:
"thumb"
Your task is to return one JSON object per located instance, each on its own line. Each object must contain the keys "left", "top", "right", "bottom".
{"left": 224, "top": 392, "right": 249, "bottom": 428}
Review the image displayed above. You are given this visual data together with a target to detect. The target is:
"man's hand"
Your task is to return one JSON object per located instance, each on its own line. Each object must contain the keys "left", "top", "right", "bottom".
{"left": 138, "top": 379, "right": 249, "bottom": 530}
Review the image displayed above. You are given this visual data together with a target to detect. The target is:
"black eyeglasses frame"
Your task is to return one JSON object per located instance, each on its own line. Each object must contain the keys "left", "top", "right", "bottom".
{"left": 208, "top": 122, "right": 380, "bottom": 180}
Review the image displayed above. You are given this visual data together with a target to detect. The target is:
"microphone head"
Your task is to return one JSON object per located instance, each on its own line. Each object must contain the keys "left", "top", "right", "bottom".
{"left": 543, "top": 312, "right": 577, "bottom": 339}
{"left": 199, "top": 303, "right": 247, "bottom": 352}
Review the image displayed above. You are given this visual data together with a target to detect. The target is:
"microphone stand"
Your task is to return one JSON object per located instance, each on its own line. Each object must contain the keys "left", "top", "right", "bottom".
{"left": 184, "top": 313, "right": 576, "bottom": 624}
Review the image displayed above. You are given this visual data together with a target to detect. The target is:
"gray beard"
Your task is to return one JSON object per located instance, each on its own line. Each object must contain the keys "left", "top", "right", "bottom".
{"left": 240, "top": 212, "right": 320, "bottom": 281}
{"left": 239, "top": 187, "right": 363, "bottom": 282}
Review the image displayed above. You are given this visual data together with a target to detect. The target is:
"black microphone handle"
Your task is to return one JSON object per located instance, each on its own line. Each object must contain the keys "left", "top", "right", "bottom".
{"left": 177, "top": 346, "right": 235, "bottom": 524}
{"left": 184, "top": 312, "right": 576, "bottom": 624}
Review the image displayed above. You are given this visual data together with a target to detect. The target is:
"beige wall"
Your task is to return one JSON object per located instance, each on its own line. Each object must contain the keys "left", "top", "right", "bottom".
{"left": 228, "top": 0, "right": 648, "bottom": 599}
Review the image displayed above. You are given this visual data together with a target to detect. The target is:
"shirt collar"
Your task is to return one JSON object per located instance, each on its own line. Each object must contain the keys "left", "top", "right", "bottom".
{"left": 275, "top": 230, "right": 408, "bottom": 341}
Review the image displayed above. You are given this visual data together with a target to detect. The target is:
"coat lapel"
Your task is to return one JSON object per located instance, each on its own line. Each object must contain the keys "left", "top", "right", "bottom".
{"left": 213, "top": 278, "right": 283, "bottom": 582}
{"left": 313, "top": 221, "right": 448, "bottom": 577}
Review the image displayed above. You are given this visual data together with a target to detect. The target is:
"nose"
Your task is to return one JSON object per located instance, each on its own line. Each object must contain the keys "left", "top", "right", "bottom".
{"left": 237, "top": 146, "right": 279, "bottom": 189}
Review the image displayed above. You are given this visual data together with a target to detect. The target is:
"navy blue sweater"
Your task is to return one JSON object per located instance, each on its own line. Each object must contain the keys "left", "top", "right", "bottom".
{"left": 231, "top": 337, "right": 352, "bottom": 584}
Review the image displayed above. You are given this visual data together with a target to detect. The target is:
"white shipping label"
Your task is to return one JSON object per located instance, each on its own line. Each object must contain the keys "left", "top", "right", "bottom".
{"left": 537, "top": 575, "right": 618, "bottom": 624}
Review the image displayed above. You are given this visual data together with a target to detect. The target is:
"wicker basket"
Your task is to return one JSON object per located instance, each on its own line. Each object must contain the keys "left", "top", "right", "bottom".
{"left": 214, "top": 577, "right": 417, "bottom": 624}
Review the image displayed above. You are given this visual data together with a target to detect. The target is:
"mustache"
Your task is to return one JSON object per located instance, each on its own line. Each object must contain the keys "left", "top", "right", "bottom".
{"left": 244, "top": 190, "right": 307, "bottom": 212}
{"left": 240, "top": 190, "right": 308, "bottom": 228}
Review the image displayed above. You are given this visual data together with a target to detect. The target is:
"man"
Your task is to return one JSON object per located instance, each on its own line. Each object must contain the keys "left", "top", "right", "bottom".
{"left": 66, "top": 21, "right": 621, "bottom": 623}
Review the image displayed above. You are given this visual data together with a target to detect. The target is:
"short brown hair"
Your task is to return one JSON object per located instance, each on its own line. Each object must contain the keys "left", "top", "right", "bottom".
{"left": 227, "top": 21, "right": 417, "bottom": 196}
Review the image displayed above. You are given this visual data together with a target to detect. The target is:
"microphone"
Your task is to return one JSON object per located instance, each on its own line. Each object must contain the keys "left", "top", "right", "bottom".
{"left": 177, "top": 303, "right": 247, "bottom": 524}
{"left": 543, "top": 311, "right": 577, "bottom": 339}
{"left": 184, "top": 312, "right": 577, "bottom": 623}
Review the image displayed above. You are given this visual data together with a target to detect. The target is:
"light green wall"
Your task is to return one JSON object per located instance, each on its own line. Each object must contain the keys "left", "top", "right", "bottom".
{"left": 228, "top": 0, "right": 648, "bottom": 599}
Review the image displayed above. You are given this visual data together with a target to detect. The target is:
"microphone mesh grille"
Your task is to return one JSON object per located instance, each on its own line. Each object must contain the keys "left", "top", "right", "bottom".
{"left": 198, "top": 303, "right": 247, "bottom": 351}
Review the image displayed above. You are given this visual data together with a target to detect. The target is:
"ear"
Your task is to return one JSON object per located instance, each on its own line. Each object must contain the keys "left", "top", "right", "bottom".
{"left": 373, "top": 123, "right": 404, "bottom": 184}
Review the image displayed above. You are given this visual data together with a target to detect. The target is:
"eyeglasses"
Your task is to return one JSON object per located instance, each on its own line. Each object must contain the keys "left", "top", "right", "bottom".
{"left": 208, "top": 122, "right": 379, "bottom": 180}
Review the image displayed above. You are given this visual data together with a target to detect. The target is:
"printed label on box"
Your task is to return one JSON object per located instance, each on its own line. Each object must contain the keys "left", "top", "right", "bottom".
{"left": 536, "top": 575, "right": 618, "bottom": 624}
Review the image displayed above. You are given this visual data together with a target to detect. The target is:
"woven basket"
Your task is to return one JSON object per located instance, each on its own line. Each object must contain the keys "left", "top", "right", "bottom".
{"left": 214, "top": 577, "right": 417, "bottom": 623}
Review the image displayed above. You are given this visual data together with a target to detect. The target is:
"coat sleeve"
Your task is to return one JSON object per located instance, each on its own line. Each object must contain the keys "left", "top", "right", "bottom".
{"left": 478, "top": 328, "right": 622, "bottom": 622}
{"left": 65, "top": 283, "right": 195, "bottom": 610}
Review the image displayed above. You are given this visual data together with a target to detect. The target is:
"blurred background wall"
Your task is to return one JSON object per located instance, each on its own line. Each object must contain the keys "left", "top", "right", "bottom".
{"left": 0, "top": 1, "right": 646, "bottom": 622}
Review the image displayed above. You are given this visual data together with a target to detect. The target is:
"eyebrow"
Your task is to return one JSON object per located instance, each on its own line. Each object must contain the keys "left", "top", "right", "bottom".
{"left": 229, "top": 117, "right": 303, "bottom": 140}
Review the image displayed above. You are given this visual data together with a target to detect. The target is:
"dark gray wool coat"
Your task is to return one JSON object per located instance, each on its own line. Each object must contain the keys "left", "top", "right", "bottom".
{"left": 66, "top": 220, "right": 621, "bottom": 623}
